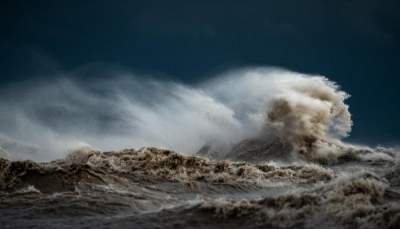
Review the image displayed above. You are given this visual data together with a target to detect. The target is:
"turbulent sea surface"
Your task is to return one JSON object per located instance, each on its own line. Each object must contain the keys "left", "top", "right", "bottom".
{"left": 1, "top": 143, "right": 400, "bottom": 229}
{"left": 1, "top": 68, "right": 399, "bottom": 228}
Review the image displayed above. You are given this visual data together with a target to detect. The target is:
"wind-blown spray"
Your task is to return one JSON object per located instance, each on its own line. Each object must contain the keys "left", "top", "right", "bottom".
{"left": 0, "top": 67, "right": 352, "bottom": 161}
{"left": 266, "top": 75, "right": 352, "bottom": 161}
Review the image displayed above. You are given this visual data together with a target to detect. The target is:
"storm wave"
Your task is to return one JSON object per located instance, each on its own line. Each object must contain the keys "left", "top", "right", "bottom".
{"left": 0, "top": 67, "right": 356, "bottom": 162}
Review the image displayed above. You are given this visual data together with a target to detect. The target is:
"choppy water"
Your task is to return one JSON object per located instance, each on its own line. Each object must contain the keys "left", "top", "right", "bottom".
{"left": 1, "top": 144, "right": 400, "bottom": 229}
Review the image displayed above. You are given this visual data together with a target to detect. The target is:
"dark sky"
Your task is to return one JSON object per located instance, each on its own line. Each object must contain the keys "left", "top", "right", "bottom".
{"left": 1, "top": 0, "right": 399, "bottom": 145}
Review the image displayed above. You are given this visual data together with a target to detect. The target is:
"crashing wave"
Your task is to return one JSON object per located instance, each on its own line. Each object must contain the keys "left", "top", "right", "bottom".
{"left": 0, "top": 68, "right": 398, "bottom": 228}
{"left": 0, "top": 67, "right": 374, "bottom": 163}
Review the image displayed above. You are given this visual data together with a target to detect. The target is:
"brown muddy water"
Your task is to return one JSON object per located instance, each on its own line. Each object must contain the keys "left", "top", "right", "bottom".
{"left": 1, "top": 145, "right": 400, "bottom": 229}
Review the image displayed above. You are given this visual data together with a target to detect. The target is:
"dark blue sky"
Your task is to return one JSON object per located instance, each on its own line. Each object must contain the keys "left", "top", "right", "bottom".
{"left": 1, "top": 0, "right": 399, "bottom": 145}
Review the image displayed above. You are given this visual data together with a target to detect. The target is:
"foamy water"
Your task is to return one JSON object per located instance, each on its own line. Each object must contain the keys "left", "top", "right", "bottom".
{"left": 0, "top": 144, "right": 399, "bottom": 229}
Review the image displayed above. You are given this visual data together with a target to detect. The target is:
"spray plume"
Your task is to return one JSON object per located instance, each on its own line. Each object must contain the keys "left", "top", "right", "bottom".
{"left": 0, "top": 67, "right": 352, "bottom": 161}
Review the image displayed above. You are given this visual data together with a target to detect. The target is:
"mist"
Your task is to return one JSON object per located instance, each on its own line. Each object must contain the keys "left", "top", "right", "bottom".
{"left": 0, "top": 67, "right": 352, "bottom": 161}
